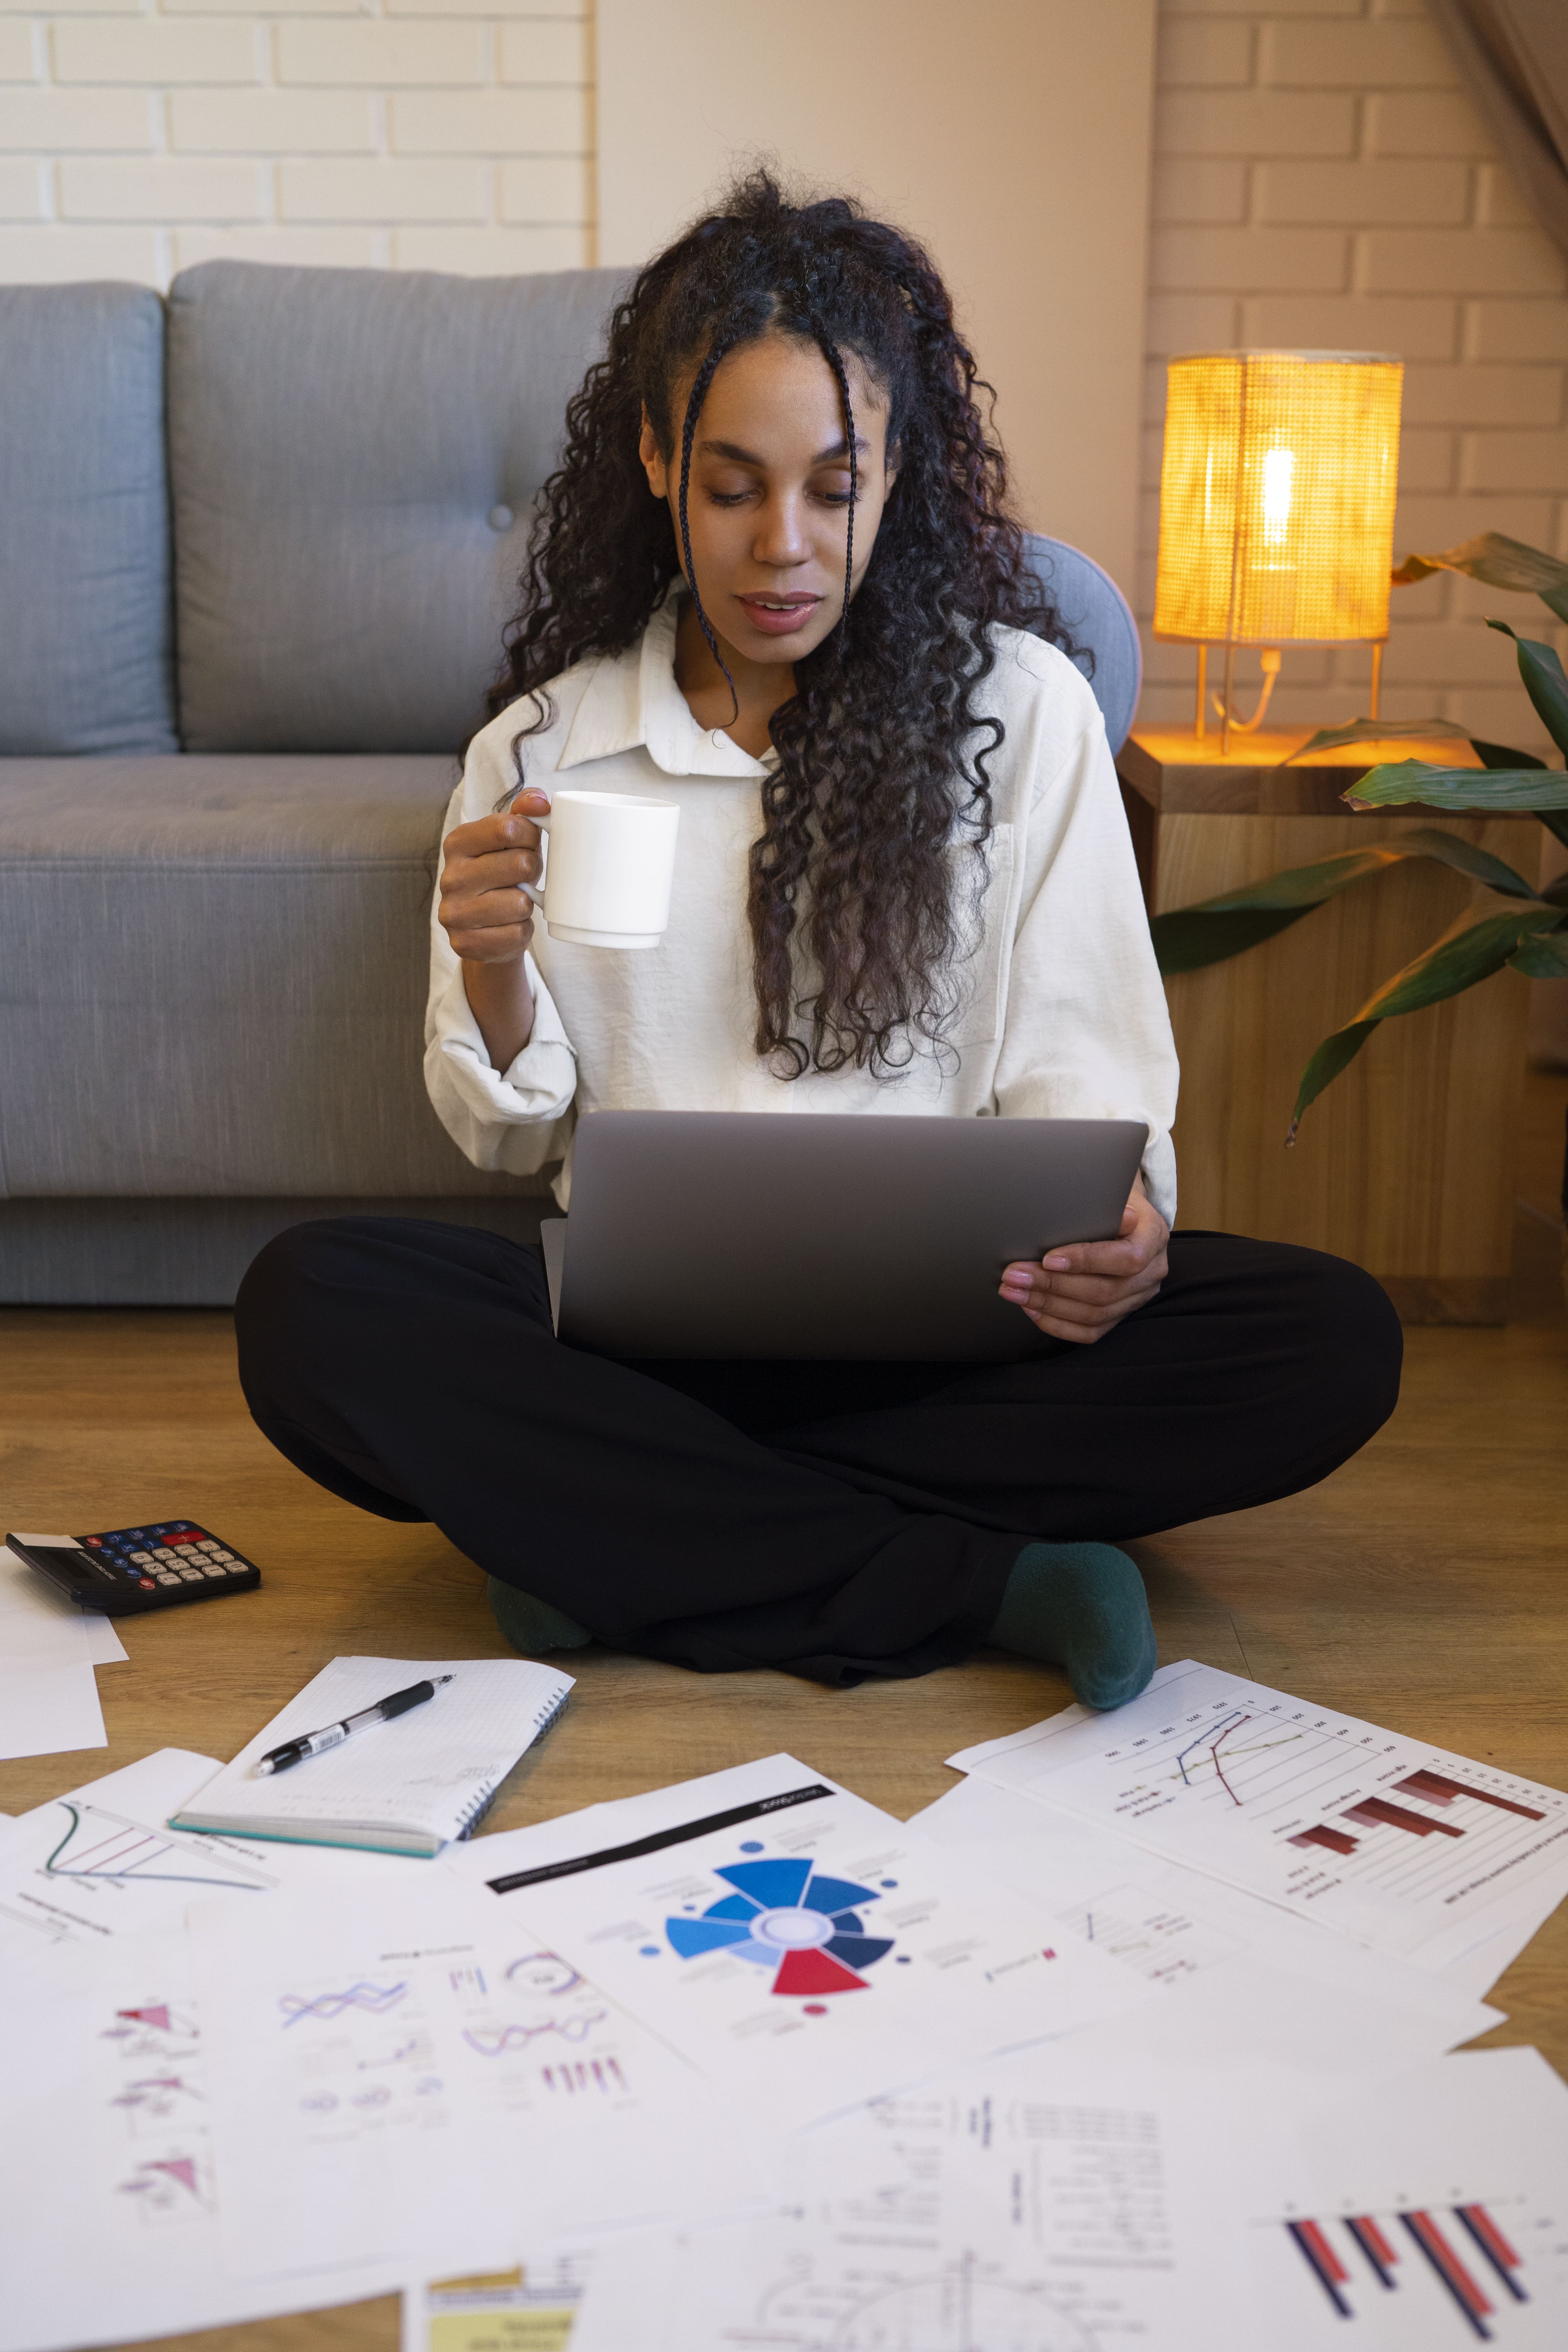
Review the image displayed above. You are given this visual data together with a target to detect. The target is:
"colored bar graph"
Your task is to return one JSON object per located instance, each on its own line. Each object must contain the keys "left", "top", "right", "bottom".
{"left": 1289, "top": 1824, "right": 1359, "bottom": 1857}
{"left": 1288, "top": 2220, "right": 1353, "bottom": 2317}
{"left": 1456, "top": 2206, "right": 1529, "bottom": 2304}
{"left": 1346, "top": 2215, "right": 1399, "bottom": 2288}
{"left": 1401, "top": 2212, "right": 1494, "bottom": 2340}
{"left": 1394, "top": 1770, "right": 1545, "bottom": 1822}
{"left": 1342, "top": 1797, "right": 1465, "bottom": 1841}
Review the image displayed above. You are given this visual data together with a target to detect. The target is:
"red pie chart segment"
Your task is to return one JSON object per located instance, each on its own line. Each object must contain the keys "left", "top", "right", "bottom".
{"left": 772, "top": 1947, "right": 869, "bottom": 1996}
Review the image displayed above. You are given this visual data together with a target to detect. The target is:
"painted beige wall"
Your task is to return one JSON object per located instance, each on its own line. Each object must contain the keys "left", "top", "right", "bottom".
{"left": 596, "top": 0, "right": 1159, "bottom": 593}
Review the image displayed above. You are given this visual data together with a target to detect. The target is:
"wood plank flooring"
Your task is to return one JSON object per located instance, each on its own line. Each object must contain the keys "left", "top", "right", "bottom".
{"left": 5, "top": 1074, "right": 1567, "bottom": 2352}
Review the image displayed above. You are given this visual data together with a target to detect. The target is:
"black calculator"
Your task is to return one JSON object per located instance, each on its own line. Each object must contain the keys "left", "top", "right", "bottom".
{"left": 6, "top": 1521, "right": 262, "bottom": 1615}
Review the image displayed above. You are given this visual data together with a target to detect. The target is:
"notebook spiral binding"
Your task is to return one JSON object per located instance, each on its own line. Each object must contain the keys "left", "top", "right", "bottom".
{"left": 454, "top": 1685, "right": 573, "bottom": 1840}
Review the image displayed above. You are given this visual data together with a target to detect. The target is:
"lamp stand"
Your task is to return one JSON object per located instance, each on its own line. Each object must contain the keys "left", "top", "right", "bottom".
{"left": 1370, "top": 642, "right": 1383, "bottom": 723}
{"left": 1193, "top": 646, "right": 1207, "bottom": 742}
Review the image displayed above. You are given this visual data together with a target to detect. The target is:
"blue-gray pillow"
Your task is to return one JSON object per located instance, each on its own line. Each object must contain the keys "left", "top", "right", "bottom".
{"left": 168, "top": 261, "right": 628, "bottom": 755}
{"left": 0, "top": 283, "right": 176, "bottom": 755}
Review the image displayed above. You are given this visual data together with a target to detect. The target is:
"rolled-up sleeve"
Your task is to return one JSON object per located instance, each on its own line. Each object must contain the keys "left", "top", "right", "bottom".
{"left": 992, "top": 668, "right": 1179, "bottom": 1227}
{"left": 423, "top": 768, "right": 578, "bottom": 1177}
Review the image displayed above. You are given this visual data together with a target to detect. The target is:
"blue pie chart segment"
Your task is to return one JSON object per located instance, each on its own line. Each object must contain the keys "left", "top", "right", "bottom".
{"left": 801, "top": 1875, "right": 876, "bottom": 1916}
{"left": 702, "top": 1893, "right": 761, "bottom": 1922}
{"left": 824, "top": 1934, "right": 895, "bottom": 1970}
{"left": 665, "top": 1915, "right": 758, "bottom": 1960}
{"left": 715, "top": 1859, "right": 813, "bottom": 1908}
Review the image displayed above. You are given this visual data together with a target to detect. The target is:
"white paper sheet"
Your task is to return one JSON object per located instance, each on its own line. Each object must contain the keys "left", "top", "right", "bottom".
{"left": 0, "top": 1921, "right": 409, "bottom": 2352}
{"left": 949, "top": 1659, "right": 1568, "bottom": 1976}
{"left": 0, "top": 1545, "right": 128, "bottom": 1667}
{"left": 447, "top": 1753, "right": 1146, "bottom": 2134}
{"left": 191, "top": 1875, "right": 768, "bottom": 2283}
{"left": 0, "top": 1749, "right": 427, "bottom": 1967}
{"left": 0, "top": 1659, "right": 105, "bottom": 1761}
{"left": 571, "top": 2044, "right": 1241, "bottom": 2352}
{"left": 1243, "top": 2047, "right": 1568, "bottom": 2347}
{"left": 910, "top": 1776, "right": 1503, "bottom": 2074}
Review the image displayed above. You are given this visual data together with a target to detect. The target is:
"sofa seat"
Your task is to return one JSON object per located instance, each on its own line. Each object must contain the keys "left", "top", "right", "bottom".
{"left": 0, "top": 755, "right": 539, "bottom": 1201}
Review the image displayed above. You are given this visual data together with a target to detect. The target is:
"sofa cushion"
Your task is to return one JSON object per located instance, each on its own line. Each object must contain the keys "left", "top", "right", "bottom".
{"left": 0, "top": 285, "right": 176, "bottom": 755}
{"left": 168, "top": 261, "right": 628, "bottom": 755}
{"left": 0, "top": 756, "right": 543, "bottom": 1199}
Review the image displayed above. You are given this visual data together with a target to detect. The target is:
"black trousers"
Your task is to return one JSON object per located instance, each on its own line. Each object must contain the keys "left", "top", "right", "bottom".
{"left": 234, "top": 1218, "right": 1402, "bottom": 1689}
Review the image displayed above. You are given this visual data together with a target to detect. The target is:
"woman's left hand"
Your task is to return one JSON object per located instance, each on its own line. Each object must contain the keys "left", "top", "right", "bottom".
{"left": 999, "top": 1176, "right": 1169, "bottom": 1345}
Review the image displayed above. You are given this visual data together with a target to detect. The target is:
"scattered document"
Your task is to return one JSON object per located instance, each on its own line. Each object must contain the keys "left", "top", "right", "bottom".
{"left": 0, "top": 1660, "right": 105, "bottom": 1762}
{"left": 170, "top": 1656, "right": 575, "bottom": 1855}
{"left": 191, "top": 1875, "right": 767, "bottom": 2282}
{"left": 950, "top": 1659, "right": 1568, "bottom": 1976}
{"left": 402, "top": 2249, "right": 595, "bottom": 2352}
{"left": 450, "top": 1753, "right": 1145, "bottom": 2133}
{"left": 1, "top": 1545, "right": 127, "bottom": 1668}
{"left": 1244, "top": 2046, "right": 1568, "bottom": 2347}
{"left": 910, "top": 1775, "right": 1504, "bottom": 2076}
{"left": 0, "top": 1749, "right": 423, "bottom": 1968}
{"left": 0, "top": 1920, "right": 408, "bottom": 2352}
{"left": 572, "top": 2045, "right": 1236, "bottom": 2352}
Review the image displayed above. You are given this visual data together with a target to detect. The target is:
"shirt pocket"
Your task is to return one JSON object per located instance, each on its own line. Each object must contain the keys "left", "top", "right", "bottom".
{"left": 946, "top": 821, "right": 1015, "bottom": 1049}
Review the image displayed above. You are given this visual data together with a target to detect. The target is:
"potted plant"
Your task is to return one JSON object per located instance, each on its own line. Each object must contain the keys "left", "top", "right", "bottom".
{"left": 1151, "top": 535, "right": 1568, "bottom": 1166}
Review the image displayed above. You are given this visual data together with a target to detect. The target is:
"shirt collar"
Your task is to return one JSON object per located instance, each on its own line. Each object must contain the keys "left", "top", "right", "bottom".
{"left": 557, "top": 592, "right": 772, "bottom": 780}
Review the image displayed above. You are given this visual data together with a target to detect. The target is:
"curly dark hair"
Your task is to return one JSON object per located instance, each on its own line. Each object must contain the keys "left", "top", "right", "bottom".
{"left": 491, "top": 169, "right": 1074, "bottom": 1078}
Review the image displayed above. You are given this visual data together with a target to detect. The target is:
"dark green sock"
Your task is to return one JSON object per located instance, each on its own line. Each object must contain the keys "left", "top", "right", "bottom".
{"left": 486, "top": 1575, "right": 592, "bottom": 1655}
{"left": 988, "top": 1541, "right": 1156, "bottom": 1711}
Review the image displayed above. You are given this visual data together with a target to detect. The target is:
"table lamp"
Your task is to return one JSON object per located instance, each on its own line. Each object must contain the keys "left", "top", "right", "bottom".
{"left": 1152, "top": 350, "right": 1404, "bottom": 752}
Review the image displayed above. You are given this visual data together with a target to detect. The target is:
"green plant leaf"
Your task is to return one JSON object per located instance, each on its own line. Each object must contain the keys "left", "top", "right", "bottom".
{"left": 1151, "top": 829, "right": 1543, "bottom": 976}
{"left": 1344, "top": 759, "right": 1568, "bottom": 813}
{"left": 1486, "top": 621, "right": 1568, "bottom": 759}
{"left": 1392, "top": 531, "right": 1568, "bottom": 625}
{"left": 1508, "top": 930, "right": 1568, "bottom": 978}
{"left": 1287, "top": 907, "right": 1562, "bottom": 1140}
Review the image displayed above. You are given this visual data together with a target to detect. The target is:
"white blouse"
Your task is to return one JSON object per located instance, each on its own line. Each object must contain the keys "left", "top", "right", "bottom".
{"left": 425, "top": 595, "right": 1180, "bottom": 1223}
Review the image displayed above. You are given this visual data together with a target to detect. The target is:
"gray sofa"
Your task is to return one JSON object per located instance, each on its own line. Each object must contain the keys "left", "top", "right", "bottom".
{"left": 0, "top": 262, "right": 1142, "bottom": 1304}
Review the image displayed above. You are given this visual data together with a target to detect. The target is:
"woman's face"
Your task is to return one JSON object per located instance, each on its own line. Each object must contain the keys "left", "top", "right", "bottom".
{"left": 639, "top": 332, "right": 898, "bottom": 669}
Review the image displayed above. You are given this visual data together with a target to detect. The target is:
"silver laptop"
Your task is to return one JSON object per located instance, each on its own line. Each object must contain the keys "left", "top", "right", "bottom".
{"left": 541, "top": 1110, "right": 1148, "bottom": 1362}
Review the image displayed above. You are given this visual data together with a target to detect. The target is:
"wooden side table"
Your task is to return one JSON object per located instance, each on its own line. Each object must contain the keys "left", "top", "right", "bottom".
{"left": 1116, "top": 727, "right": 1539, "bottom": 1324}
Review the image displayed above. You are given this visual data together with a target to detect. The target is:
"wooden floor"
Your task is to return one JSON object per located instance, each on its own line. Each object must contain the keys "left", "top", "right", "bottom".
{"left": 5, "top": 1073, "right": 1568, "bottom": 2352}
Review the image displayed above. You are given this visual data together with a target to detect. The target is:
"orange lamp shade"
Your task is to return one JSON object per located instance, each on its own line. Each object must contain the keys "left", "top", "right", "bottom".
{"left": 1152, "top": 351, "right": 1404, "bottom": 647}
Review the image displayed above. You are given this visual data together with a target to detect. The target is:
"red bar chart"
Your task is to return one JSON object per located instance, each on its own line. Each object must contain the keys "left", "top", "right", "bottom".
{"left": 1285, "top": 2202, "right": 1531, "bottom": 2341}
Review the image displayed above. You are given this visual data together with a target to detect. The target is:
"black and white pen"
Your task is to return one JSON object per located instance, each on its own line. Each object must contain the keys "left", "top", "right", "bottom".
{"left": 255, "top": 1675, "right": 455, "bottom": 1775}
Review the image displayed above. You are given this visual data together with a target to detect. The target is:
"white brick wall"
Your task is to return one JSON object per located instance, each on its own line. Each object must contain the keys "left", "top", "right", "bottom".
{"left": 0, "top": 0, "right": 593, "bottom": 284}
{"left": 1140, "top": 0, "right": 1568, "bottom": 755}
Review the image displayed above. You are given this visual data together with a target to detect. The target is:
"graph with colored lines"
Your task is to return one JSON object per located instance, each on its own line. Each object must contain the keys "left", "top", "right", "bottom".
{"left": 664, "top": 1853, "right": 896, "bottom": 1998}
{"left": 1283, "top": 2202, "right": 1534, "bottom": 2341}
{"left": 995, "top": 1662, "right": 1568, "bottom": 1970}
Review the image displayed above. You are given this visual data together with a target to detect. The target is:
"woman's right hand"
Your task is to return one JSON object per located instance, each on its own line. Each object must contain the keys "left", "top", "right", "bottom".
{"left": 438, "top": 786, "right": 550, "bottom": 965}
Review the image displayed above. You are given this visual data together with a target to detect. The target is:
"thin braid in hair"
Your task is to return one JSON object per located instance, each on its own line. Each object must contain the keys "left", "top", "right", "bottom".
{"left": 812, "top": 328, "right": 857, "bottom": 650}
{"left": 676, "top": 337, "right": 739, "bottom": 724}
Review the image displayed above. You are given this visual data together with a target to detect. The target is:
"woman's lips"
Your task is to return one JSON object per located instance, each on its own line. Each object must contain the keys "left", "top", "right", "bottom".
{"left": 733, "top": 594, "right": 822, "bottom": 638}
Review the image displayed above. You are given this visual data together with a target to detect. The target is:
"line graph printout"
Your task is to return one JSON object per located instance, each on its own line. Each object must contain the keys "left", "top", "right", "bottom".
{"left": 0, "top": 1924, "right": 405, "bottom": 2352}
{"left": 569, "top": 2048, "right": 1227, "bottom": 2352}
{"left": 455, "top": 1759, "right": 1146, "bottom": 2134}
{"left": 191, "top": 1878, "right": 766, "bottom": 2283}
{"left": 950, "top": 1662, "right": 1568, "bottom": 1974}
{"left": 1245, "top": 2048, "right": 1568, "bottom": 2349}
{"left": 0, "top": 1750, "right": 416, "bottom": 1967}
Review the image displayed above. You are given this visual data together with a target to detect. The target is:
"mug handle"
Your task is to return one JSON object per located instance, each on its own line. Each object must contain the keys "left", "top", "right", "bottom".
{"left": 514, "top": 795, "right": 551, "bottom": 911}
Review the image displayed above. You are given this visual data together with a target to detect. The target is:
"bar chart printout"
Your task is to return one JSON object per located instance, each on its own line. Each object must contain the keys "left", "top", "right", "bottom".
{"left": 971, "top": 1663, "right": 1568, "bottom": 1968}
{"left": 1285, "top": 2203, "right": 1530, "bottom": 2340}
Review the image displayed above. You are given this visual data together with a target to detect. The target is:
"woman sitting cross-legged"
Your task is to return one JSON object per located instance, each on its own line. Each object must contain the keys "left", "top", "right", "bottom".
{"left": 235, "top": 173, "right": 1402, "bottom": 1711}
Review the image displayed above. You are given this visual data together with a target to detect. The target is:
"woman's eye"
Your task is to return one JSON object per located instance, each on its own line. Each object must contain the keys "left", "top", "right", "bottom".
{"left": 705, "top": 490, "right": 751, "bottom": 508}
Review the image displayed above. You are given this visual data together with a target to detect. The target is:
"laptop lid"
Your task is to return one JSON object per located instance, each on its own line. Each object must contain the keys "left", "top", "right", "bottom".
{"left": 548, "top": 1111, "right": 1149, "bottom": 1361}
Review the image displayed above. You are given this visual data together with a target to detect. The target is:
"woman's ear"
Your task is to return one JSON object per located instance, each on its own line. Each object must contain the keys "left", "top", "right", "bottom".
{"left": 884, "top": 438, "right": 902, "bottom": 496}
{"left": 639, "top": 406, "right": 671, "bottom": 501}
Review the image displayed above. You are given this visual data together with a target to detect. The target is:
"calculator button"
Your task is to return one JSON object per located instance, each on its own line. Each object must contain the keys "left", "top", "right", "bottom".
{"left": 156, "top": 1573, "right": 180, "bottom": 1585}
{"left": 129, "top": 1551, "right": 153, "bottom": 1564}
{"left": 200, "top": 1564, "right": 226, "bottom": 1577}
{"left": 178, "top": 1567, "right": 203, "bottom": 1580}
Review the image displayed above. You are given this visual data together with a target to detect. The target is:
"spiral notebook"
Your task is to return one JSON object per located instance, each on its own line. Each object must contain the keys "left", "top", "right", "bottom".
{"left": 169, "top": 1655, "right": 574, "bottom": 1857}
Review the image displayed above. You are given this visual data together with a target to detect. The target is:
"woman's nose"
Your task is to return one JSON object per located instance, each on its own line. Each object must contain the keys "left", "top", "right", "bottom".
{"left": 752, "top": 494, "right": 813, "bottom": 567}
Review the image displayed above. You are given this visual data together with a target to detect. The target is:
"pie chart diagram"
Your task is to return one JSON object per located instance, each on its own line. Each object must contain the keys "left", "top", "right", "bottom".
{"left": 664, "top": 1857, "right": 895, "bottom": 1995}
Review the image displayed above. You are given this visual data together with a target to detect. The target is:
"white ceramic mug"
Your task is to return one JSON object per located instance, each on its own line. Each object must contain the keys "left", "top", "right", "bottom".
{"left": 521, "top": 788, "right": 681, "bottom": 950}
